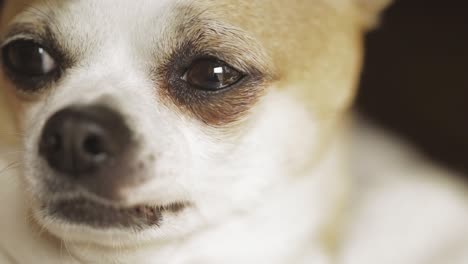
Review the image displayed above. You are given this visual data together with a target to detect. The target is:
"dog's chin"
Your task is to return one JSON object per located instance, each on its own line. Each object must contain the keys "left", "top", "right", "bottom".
{"left": 31, "top": 196, "right": 190, "bottom": 247}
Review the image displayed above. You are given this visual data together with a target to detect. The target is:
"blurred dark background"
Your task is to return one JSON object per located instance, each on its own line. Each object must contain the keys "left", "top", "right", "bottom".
{"left": 357, "top": 0, "right": 468, "bottom": 177}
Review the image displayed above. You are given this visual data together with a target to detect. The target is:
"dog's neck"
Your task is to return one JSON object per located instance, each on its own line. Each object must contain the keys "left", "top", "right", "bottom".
{"left": 0, "top": 132, "right": 350, "bottom": 264}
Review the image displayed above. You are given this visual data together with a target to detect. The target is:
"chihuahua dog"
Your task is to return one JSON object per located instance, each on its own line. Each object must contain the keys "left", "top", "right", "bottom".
{"left": 0, "top": 0, "right": 467, "bottom": 263}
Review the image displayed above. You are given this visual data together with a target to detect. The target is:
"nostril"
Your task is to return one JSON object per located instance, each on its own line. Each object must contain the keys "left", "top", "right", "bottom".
{"left": 83, "top": 134, "right": 104, "bottom": 155}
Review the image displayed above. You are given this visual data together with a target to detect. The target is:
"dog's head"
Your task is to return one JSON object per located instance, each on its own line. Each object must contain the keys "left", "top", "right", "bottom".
{"left": 0, "top": 0, "right": 390, "bottom": 248}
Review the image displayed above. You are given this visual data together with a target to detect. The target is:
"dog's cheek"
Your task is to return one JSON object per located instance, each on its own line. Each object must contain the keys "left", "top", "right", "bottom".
{"left": 188, "top": 89, "right": 323, "bottom": 217}
{"left": 0, "top": 80, "right": 23, "bottom": 142}
{"left": 255, "top": 89, "right": 320, "bottom": 157}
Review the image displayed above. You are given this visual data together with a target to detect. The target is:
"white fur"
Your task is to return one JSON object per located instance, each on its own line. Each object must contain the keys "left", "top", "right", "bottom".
{"left": 339, "top": 117, "right": 468, "bottom": 264}
{"left": 0, "top": 0, "right": 467, "bottom": 263}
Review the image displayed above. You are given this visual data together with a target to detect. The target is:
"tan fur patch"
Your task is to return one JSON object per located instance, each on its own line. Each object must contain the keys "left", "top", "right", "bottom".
{"left": 194, "top": 0, "right": 366, "bottom": 118}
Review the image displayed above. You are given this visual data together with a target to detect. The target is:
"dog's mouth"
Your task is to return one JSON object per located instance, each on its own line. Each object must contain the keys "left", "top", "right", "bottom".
{"left": 43, "top": 198, "right": 188, "bottom": 229}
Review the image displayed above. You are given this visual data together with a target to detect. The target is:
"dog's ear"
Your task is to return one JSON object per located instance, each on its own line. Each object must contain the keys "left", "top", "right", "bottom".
{"left": 355, "top": 0, "right": 393, "bottom": 31}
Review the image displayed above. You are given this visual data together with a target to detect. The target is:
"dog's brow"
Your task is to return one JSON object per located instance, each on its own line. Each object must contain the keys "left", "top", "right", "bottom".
{"left": 168, "top": 13, "right": 274, "bottom": 78}
{"left": 3, "top": 22, "right": 52, "bottom": 44}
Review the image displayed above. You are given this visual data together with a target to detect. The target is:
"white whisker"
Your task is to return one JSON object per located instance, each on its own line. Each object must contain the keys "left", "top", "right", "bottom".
{"left": 0, "top": 160, "right": 22, "bottom": 176}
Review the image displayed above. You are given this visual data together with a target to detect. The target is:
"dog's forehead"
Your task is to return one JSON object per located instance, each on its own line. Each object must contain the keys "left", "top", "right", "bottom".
{"left": 4, "top": 0, "right": 187, "bottom": 43}
{"left": 3, "top": 0, "right": 358, "bottom": 61}
{"left": 5, "top": 0, "right": 352, "bottom": 26}
{"left": 2, "top": 0, "right": 363, "bottom": 114}
{"left": 3, "top": 0, "right": 280, "bottom": 65}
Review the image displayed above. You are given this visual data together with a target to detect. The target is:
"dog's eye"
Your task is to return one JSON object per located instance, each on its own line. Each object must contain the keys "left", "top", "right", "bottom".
{"left": 182, "top": 59, "right": 243, "bottom": 91}
{"left": 2, "top": 40, "right": 57, "bottom": 77}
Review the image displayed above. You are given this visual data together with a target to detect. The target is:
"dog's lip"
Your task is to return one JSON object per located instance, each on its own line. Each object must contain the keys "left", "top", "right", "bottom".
{"left": 44, "top": 197, "right": 188, "bottom": 230}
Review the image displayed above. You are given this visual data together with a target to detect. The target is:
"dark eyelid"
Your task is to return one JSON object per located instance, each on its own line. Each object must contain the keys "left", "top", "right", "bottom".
{"left": 2, "top": 23, "right": 47, "bottom": 44}
{"left": 186, "top": 56, "right": 246, "bottom": 76}
{"left": 183, "top": 50, "right": 258, "bottom": 79}
{"left": 2, "top": 36, "right": 46, "bottom": 52}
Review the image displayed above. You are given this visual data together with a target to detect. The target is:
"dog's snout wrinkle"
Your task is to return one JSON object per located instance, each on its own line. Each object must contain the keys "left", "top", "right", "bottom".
{"left": 39, "top": 105, "right": 134, "bottom": 201}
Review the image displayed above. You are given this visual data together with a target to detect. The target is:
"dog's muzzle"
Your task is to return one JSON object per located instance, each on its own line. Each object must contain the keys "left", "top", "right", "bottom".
{"left": 36, "top": 105, "right": 188, "bottom": 229}
{"left": 39, "top": 105, "right": 134, "bottom": 201}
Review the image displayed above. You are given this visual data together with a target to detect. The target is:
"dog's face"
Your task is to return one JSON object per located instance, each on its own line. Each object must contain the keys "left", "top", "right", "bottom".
{"left": 0, "top": 0, "right": 389, "bottom": 249}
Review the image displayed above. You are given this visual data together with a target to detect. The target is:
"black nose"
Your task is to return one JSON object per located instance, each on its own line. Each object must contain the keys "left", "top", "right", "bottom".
{"left": 39, "top": 105, "right": 131, "bottom": 177}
